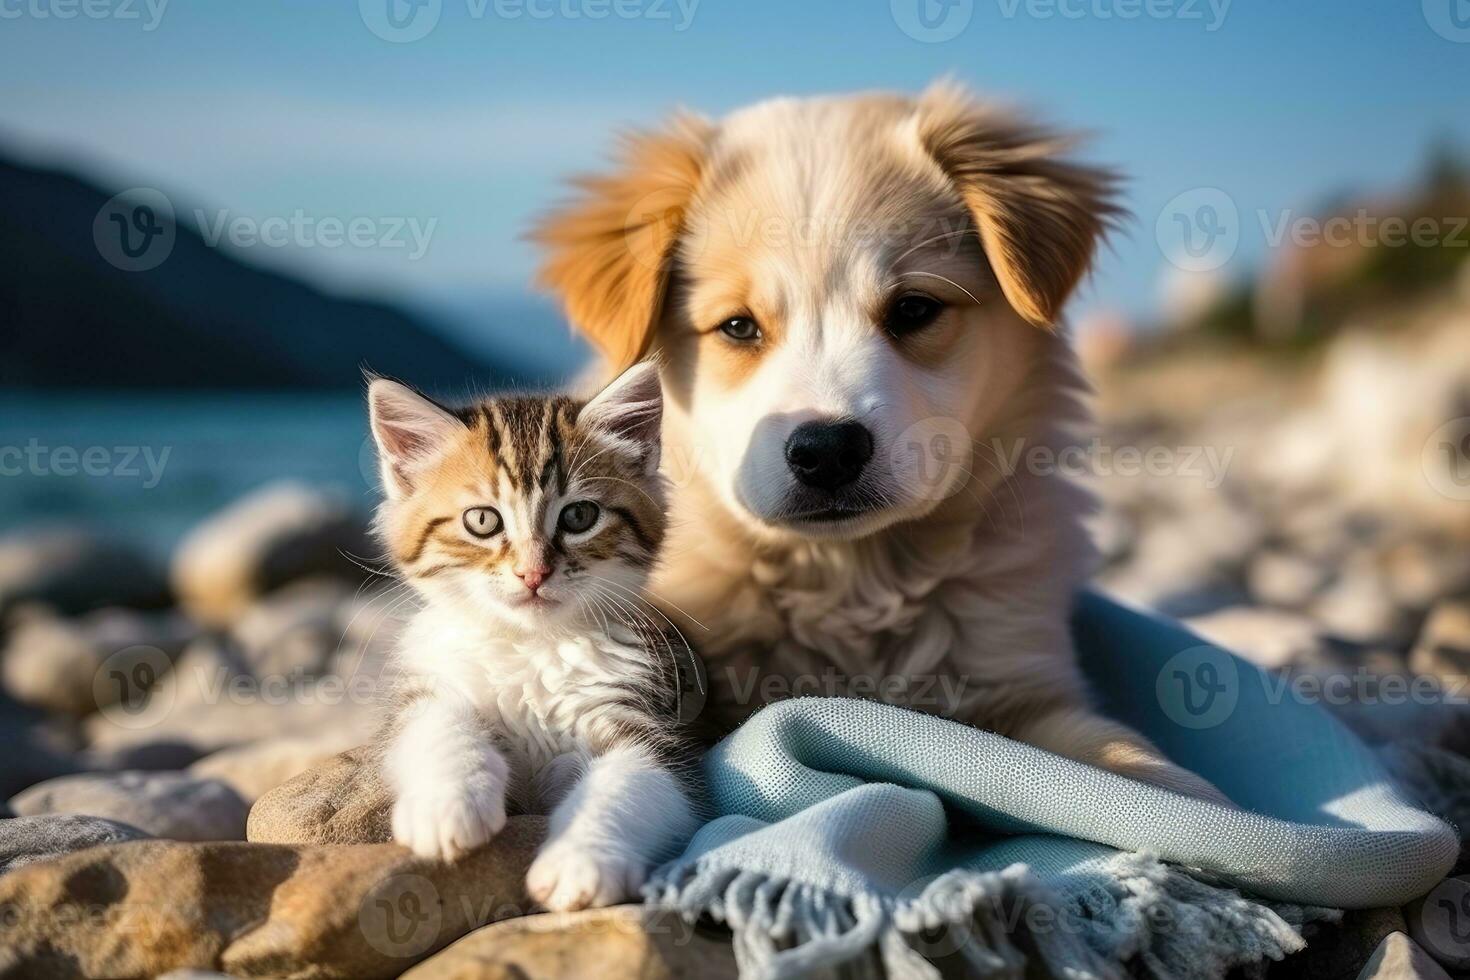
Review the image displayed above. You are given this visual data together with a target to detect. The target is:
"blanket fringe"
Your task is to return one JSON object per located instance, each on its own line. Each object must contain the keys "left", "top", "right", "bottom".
{"left": 646, "top": 853, "right": 1331, "bottom": 980}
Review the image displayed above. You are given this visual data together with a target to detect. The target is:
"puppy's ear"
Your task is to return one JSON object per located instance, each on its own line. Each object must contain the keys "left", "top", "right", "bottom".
{"left": 532, "top": 114, "right": 712, "bottom": 369}
{"left": 915, "top": 80, "right": 1123, "bottom": 328}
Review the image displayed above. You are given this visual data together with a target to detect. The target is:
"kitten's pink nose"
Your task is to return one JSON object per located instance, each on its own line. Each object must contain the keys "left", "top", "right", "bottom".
{"left": 516, "top": 565, "right": 551, "bottom": 593}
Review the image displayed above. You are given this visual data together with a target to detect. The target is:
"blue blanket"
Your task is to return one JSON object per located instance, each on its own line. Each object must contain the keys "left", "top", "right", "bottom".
{"left": 646, "top": 592, "right": 1457, "bottom": 979}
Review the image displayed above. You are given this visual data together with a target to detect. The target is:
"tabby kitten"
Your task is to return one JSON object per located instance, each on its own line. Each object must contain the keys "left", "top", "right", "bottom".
{"left": 368, "top": 363, "right": 700, "bottom": 911}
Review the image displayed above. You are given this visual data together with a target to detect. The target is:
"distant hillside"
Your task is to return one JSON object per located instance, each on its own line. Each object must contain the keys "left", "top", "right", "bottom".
{"left": 0, "top": 156, "right": 510, "bottom": 390}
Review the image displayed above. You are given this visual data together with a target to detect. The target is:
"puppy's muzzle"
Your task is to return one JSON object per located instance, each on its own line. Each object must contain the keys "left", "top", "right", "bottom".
{"left": 784, "top": 420, "right": 874, "bottom": 492}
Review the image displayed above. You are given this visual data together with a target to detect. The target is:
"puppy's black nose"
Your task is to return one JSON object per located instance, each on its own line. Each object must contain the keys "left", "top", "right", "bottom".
{"left": 785, "top": 420, "right": 874, "bottom": 492}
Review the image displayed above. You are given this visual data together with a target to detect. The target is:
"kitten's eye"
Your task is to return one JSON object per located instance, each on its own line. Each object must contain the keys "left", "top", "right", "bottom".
{"left": 717, "top": 316, "right": 761, "bottom": 343}
{"left": 884, "top": 294, "right": 944, "bottom": 336}
{"left": 462, "top": 507, "right": 502, "bottom": 538}
{"left": 558, "top": 500, "right": 599, "bottom": 534}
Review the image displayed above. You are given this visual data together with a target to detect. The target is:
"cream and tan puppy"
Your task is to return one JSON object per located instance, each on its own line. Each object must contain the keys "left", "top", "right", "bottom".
{"left": 532, "top": 81, "right": 1227, "bottom": 803}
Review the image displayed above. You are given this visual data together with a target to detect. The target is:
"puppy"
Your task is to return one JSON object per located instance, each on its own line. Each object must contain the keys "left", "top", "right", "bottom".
{"left": 532, "top": 81, "right": 1228, "bottom": 804}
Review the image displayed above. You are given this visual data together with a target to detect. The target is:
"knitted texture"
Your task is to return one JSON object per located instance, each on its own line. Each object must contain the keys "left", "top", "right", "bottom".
{"left": 646, "top": 592, "right": 1457, "bottom": 979}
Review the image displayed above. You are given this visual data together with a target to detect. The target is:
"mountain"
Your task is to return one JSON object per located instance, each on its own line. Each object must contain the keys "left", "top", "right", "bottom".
{"left": 0, "top": 155, "right": 513, "bottom": 391}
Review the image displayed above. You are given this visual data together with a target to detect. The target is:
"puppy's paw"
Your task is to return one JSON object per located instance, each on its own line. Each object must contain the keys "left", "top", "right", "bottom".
{"left": 526, "top": 842, "right": 646, "bottom": 911}
{"left": 392, "top": 774, "right": 507, "bottom": 862}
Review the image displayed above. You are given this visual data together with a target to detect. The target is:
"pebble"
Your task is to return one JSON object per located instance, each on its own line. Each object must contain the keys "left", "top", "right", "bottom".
{"left": 9, "top": 770, "right": 249, "bottom": 842}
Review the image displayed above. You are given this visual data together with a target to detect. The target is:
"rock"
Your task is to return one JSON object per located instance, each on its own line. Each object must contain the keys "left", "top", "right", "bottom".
{"left": 248, "top": 745, "right": 392, "bottom": 845}
{"left": 230, "top": 579, "right": 357, "bottom": 679}
{"left": 1185, "top": 605, "right": 1326, "bottom": 670}
{"left": 0, "top": 527, "right": 169, "bottom": 617}
{"left": 1, "top": 606, "right": 195, "bottom": 716}
{"left": 10, "top": 770, "right": 249, "bottom": 842}
{"left": 0, "top": 818, "right": 546, "bottom": 978}
{"left": 1272, "top": 906, "right": 1407, "bottom": 980}
{"left": 1384, "top": 542, "right": 1470, "bottom": 611}
{"left": 1407, "top": 877, "right": 1470, "bottom": 972}
{"left": 1312, "top": 562, "right": 1416, "bottom": 649}
{"left": 1356, "top": 932, "right": 1452, "bottom": 979}
{"left": 1248, "top": 549, "right": 1333, "bottom": 609}
{"left": 1409, "top": 600, "right": 1470, "bottom": 688}
{"left": 84, "top": 638, "right": 378, "bottom": 760}
{"left": 0, "top": 687, "right": 84, "bottom": 798}
{"left": 0, "top": 814, "right": 151, "bottom": 873}
{"left": 402, "top": 906, "right": 738, "bottom": 980}
{"left": 192, "top": 731, "right": 363, "bottom": 804}
{"left": 171, "top": 482, "right": 373, "bottom": 627}
{"left": 86, "top": 739, "right": 208, "bottom": 772}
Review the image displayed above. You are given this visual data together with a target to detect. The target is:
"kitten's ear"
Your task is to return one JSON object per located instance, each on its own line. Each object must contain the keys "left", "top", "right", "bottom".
{"left": 367, "top": 379, "right": 464, "bottom": 499}
{"left": 579, "top": 361, "right": 663, "bottom": 472}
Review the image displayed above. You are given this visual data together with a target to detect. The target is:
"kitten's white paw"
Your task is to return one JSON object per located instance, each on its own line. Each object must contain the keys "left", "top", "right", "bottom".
{"left": 392, "top": 775, "right": 507, "bottom": 862}
{"left": 526, "top": 842, "right": 647, "bottom": 911}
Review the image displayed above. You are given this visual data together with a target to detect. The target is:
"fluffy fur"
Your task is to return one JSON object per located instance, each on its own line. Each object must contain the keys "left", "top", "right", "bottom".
{"left": 534, "top": 81, "right": 1228, "bottom": 804}
{"left": 368, "top": 363, "right": 700, "bottom": 909}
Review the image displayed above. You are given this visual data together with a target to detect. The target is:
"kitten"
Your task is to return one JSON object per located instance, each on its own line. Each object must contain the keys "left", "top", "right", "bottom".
{"left": 367, "top": 362, "right": 701, "bottom": 911}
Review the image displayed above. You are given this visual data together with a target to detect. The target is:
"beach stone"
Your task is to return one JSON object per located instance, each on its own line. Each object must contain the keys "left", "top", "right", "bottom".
{"left": 1409, "top": 600, "right": 1470, "bottom": 689}
{"left": 1, "top": 606, "right": 194, "bottom": 716}
{"left": 402, "top": 905, "right": 738, "bottom": 980}
{"left": 0, "top": 818, "right": 546, "bottom": 978}
{"left": 0, "top": 814, "right": 150, "bottom": 873}
{"left": 230, "top": 579, "right": 357, "bottom": 678}
{"left": 1406, "top": 877, "right": 1470, "bottom": 972}
{"left": 192, "top": 730, "right": 363, "bottom": 804}
{"left": 1312, "top": 565, "right": 1415, "bottom": 649}
{"left": 1249, "top": 549, "right": 1333, "bottom": 609}
{"left": 0, "top": 527, "right": 169, "bottom": 617}
{"left": 1274, "top": 906, "right": 1407, "bottom": 980}
{"left": 84, "top": 638, "right": 378, "bottom": 760}
{"left": 247, "top": 744, "right": 392, "bottom": 845}
{"left": 1356, "top": 932, "right": 1452, "bottom": 979}
{"left": 0, "top": 687, "right": 84, "bottom": 798}
{"left": 171, "top": 482, "right": 372, "bottom": 627}
{"left": 9, "top": 770, "right": 249, "bottom": 842}
{"left": 1384, "top": 541, "right": 1470, "bottom": 611}
{"left": 1185, "top": 605, "right": 1326, "bottom": 670}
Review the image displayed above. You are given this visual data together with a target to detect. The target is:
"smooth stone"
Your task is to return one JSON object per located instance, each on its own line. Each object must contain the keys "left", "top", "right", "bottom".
{"left": 0, "top": 527, "right": 169, "bottom": 617}
{"left": 1311, "top": 563, "right": 1415, "bottom": 648}
{"left": 402, "top": 906, "right": 738, "bottom": 980}
{"left": 84, "top": 638, "right": 378, "bottom": 760}
{"left": 230, "top": 579, "right": 357, "bottom": 679}
{"left": 1356, "top": 932, "right": 1452, "bottom": 979}
{"left": 1406, "top": 877, "right": 1470, "bottom": 972}
{"left": 0, "top": 814, "right": 151, "bottom": 873}
{"left": 1185, "top": 605, "right": 1326, "bottom": 670}
{"left": 1, "top": 606, "right": 194, "bottom": 716}
{"left": 192, "top": 730, "right": 363, "bottom": 804}
{"left": 170, "top": 481, "right": 372, "bottom": 627}
{"left": 0, "top": 818, "right": 545, "bottom": 978}
{"left": 1271, "top": 906, "right": 1407, "bottom": 980}
{"left": 1248, "top": 549, "right": 1333, "bottom": 609}
{"left": 10, "top": 770, "right": 249, "bottom": 842}
{"left": 1409, "top": 600, "right": 1470, "bottom": 689}
{"left": 247, "top": 745, "right": 392, "bottom": 845}
{"left": 0, "top": 687, "right": 84, "bottom": 798}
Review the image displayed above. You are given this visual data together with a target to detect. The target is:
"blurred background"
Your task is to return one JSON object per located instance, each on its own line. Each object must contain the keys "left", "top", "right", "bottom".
{"left": 1, "top": 2, "right": 1469, "bottom": 818}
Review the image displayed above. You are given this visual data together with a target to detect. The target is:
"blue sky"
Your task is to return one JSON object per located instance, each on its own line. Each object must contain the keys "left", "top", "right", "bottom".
{"left": 2, "top": 0, "right": 1467, "bottom": 339}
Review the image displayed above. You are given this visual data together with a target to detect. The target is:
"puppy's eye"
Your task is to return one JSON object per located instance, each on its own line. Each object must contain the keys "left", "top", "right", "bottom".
{"left": 717, "top": 316, "right": 762, "bottom": 343}
{"left": 885, "top": 294, "right": 944, "bottom": 336}
{"left": 558, "top": 500, "right": 600, "bottom": 534}
{"left": 463, "top": 507, "right": 502, "bottom": 538}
